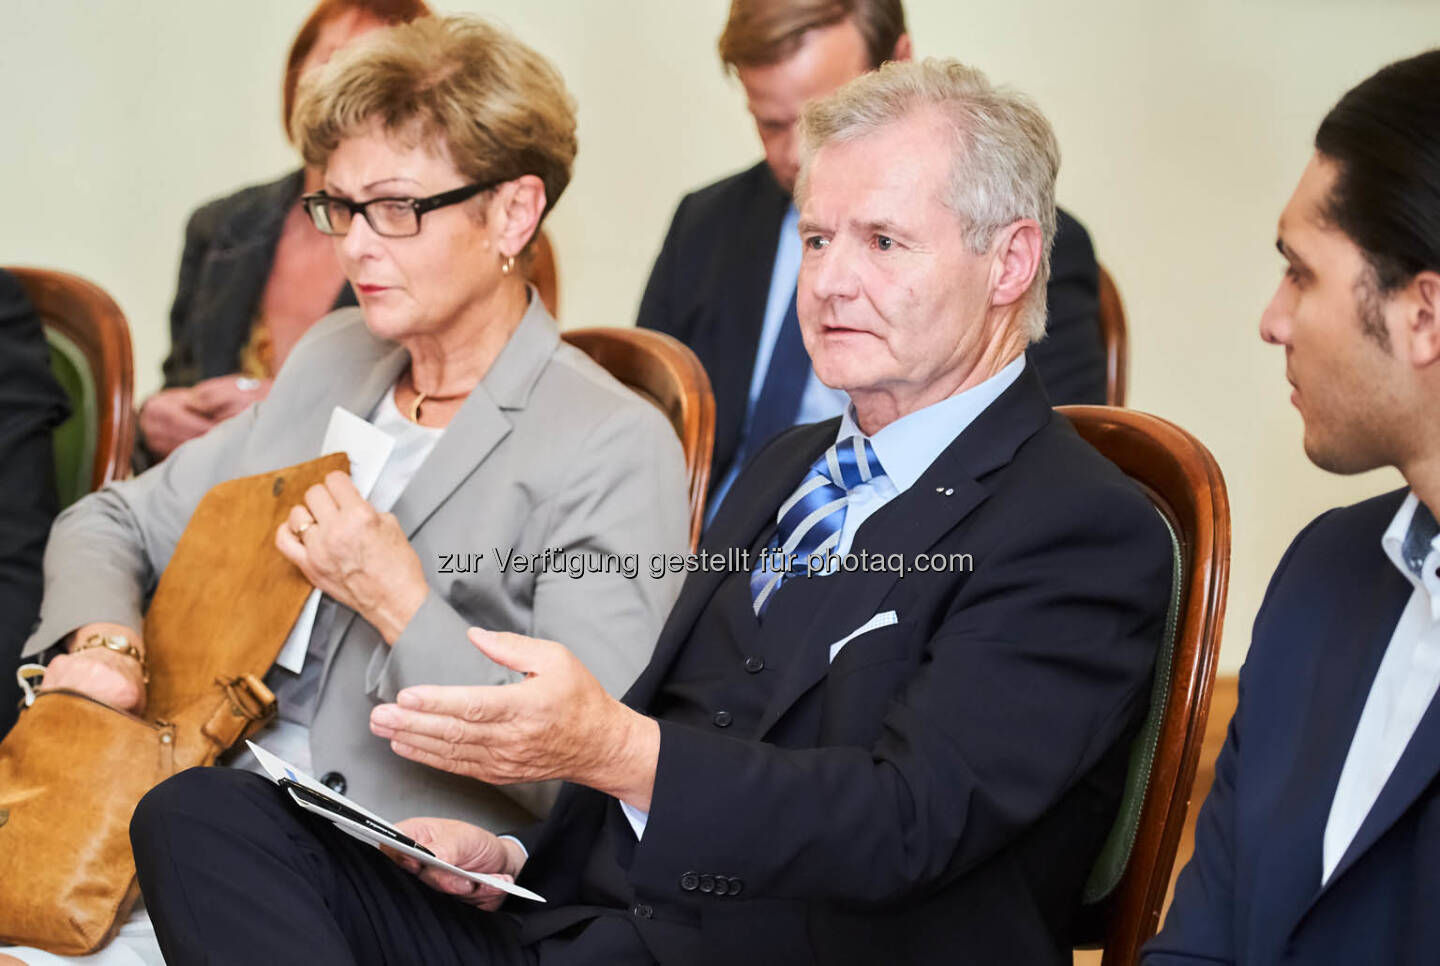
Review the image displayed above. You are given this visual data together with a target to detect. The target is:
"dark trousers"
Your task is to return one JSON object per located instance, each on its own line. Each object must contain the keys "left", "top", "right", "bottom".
{"left": 130, "top": 768, "right": 655, "bottom": 966}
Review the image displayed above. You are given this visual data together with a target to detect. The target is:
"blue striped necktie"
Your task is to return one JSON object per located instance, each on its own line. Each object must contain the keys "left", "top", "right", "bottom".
{"left": 750, "top": 436, "right": 888, "bottom": 616}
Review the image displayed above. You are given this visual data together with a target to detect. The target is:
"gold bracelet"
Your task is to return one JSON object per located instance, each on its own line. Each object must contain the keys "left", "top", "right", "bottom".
{"left": 75, "top": 633, "right": 149, "bottom": 682}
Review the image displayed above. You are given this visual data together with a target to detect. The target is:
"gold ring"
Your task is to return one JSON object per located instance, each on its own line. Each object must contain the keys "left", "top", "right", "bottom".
{"left": 293, "top": 520, "right": 315, "bottom": 538}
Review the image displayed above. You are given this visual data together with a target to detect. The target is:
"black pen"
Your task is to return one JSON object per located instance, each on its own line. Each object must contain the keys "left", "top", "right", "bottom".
{"left": 278, "top": 778, "right": 437, "bottom": 858}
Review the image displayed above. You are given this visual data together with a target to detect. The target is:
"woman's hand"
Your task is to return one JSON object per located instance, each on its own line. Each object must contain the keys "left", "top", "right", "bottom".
{"left": 385, "top": 817, "right": 526, "bottom": 911}
{"left": 38, "top": 622, "right": 148, "bottom": 715}
{"left": 139, "top": 376, "right": 271, "bottom": 458}
{"left": 190, "top": 374, "right": 272, "bottom": 422}
{"left": 276, "top": 471, "right": 429, "bottom": 644}
{"left": 138, "top": 387, "right": 216, "bottom": 459}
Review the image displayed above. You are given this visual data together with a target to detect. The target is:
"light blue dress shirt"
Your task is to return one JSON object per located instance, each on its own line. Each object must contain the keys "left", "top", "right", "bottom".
{"left": 830, "top": 354, "right": 1026, "bottom": 557}
{"left": 622, "top": 354, "right": 1027, "bottom": 838}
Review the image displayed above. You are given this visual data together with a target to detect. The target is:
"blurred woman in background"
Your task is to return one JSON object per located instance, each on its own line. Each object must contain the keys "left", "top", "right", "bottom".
{"left": 136, "top": 0, "right": 429, "bottom": 463}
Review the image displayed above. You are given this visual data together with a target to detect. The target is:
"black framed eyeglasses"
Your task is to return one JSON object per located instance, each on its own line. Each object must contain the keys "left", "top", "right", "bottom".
{"left": 301, "top": 180, "right": 499, "bottom": 238}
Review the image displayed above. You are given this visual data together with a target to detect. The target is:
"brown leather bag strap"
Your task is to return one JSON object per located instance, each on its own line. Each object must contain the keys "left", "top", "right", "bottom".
{"left": 198, "top": 675, "right": 278, "bottom": 754}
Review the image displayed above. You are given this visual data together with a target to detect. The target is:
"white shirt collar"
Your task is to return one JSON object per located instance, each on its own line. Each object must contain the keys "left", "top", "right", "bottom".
{"left": 1381, "top": 491, "right": 1440, "bottom": 618}
{"left": 836, "top": 354, "right": 1026, "bottom": 493}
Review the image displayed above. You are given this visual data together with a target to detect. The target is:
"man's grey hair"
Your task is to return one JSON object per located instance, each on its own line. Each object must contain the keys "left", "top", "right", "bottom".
{"left": 796, "top": 58, "right": 1060, "bottom": 342}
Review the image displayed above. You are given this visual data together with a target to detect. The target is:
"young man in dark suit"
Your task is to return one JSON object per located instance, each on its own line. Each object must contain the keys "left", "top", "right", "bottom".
{"left": 1145, "top": 49, "right": 1440, "bottom": 965}
{"left": 639, "top": 0, "right": 1108, "bottom": 516}
{"left": 131, "top": 58, "right": 1172, "bottom": 966}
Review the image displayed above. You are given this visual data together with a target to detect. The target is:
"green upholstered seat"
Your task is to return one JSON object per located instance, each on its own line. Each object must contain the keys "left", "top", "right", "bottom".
{"left": 46, "top": 325, "right": 98, "bottom": 510}
{"left": 1081, "top": 507, "right": 1185, "bottom": 907}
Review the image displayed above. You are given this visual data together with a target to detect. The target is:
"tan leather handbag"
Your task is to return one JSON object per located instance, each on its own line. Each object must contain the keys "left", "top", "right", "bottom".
{"left": 0, "top": 453, "right": 347, "bottom": 955}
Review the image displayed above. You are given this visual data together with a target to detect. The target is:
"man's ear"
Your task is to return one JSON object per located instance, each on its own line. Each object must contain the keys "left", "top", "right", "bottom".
{"left": 989, "top": 219, "right": 1043, "bottom": 311}
{"left": 891, "top": 33, "right": 913, "bottom": 63}
{"left": 495, "top": 174, "right": 547, "bottom": 258}
{"left": 1405, "top": 271, "right": 1440, "bottom": 369}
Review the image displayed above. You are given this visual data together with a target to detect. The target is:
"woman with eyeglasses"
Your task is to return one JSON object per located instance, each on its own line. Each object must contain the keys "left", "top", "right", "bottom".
{"left": 134, "top": 0, "right": 430, "bottom": 466}
{"left": 9, "top": 17, "right": 688, "bottom": 963}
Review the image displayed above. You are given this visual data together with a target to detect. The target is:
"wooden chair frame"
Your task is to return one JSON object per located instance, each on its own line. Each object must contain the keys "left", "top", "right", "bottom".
{"left": 561, "top": 327, "right": 715, "bottom": 550}
{"left": 1098, "top": 264, "right": 1129, "bottom": 407}
{"left": 1059, "top": 405, "right": 1229, "bottom": 965}
{"left": 7, "top": 266, "right": 134, "bottom": 492}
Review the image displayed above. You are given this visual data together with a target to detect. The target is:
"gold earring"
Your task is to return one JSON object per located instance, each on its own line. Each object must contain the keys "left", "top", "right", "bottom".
{"left": 500, "top": 254, "right": 515, "bottom": 276}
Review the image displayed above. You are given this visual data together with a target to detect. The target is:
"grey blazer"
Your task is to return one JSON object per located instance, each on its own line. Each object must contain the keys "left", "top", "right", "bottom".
{"left": 25, "top": 297, "right": 690, "bottom": 828}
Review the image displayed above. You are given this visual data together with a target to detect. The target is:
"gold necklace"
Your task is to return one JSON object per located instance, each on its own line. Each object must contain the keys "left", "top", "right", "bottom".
{"left": 407, "top": 388, "right": 471, "bottom": 423}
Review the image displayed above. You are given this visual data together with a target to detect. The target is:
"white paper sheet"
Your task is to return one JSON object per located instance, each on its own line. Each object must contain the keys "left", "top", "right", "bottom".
{"left": 275, "top": 407, "right": 396, "bottom": 673}
{"left": 247, "top": 742, "right": 545, "bottom": 903}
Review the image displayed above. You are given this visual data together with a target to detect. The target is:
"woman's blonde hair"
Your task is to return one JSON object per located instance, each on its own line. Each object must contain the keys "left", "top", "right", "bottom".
{"left": 291, "top": 15, "right": 577, "bottom": 224}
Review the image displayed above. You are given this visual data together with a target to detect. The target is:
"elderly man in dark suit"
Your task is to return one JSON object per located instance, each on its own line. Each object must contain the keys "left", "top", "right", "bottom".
{"left": 1145, "top": 49, "right": 1440, "bottom": 966}
{"left": 640, "top": 0, "right": 1107, "bottom": 517}
{"left": 0, "top": 270, "right": 69, "bottom": 738}
{"left": 131, "top": 57, "right": 1171, "bottom": 966}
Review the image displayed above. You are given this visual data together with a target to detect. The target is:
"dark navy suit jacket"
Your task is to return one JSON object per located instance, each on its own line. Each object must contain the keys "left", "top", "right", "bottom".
{"left": 637, "top": 161, "right": 1107, "bottom": 502}
{"left": 1146, "top": 488, "right": 1440, "bottom": 965}
{"left": 515, "top": 365, "right": 1171, "bottom": 965}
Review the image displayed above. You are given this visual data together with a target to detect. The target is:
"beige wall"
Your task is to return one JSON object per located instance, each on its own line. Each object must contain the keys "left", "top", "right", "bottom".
{"left": 3, "top": 1, "right": 1437, "bottom": 671}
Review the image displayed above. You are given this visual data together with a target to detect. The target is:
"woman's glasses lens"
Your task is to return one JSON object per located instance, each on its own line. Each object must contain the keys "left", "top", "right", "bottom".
{"left": 304, "top": 196, "right": 420, "bottom": 237}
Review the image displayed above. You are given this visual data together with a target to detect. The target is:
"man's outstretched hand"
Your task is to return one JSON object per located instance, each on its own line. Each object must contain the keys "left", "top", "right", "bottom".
{"left": 370, "top": 629, "right": 661, "bottom": 811}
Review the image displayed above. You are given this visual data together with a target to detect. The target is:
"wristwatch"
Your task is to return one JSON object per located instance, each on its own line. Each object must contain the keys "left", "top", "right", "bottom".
{"left": 75, "top": 632, "right": 149, "bottom": 681}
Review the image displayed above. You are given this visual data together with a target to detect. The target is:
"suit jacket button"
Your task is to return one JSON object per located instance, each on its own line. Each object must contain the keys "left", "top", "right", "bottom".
{"left": 680, "top": 872, "right": 700, "bottom": 892}
{"left": 320, "top": 771, "right": 347, "bottom": 794}
{"left": 712, "top": 710, "right": 733, "bottom": 728}
{"left": 631, "top": 902, "right": 653, "bottom": 919}
{"left": 727, "top": 877, "right": 744, "bottom": 896}
{"left": 699, "top": 874, "right": 716, "bottom": 893}
{"left": 712, "top": 877, "right": 730, "bottom": 896}
{"left": 743, "top": 656, "right": 764, "bottom": 673}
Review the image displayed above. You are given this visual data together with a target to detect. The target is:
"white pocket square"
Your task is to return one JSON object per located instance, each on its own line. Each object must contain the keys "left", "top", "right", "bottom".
{"left": 828, "top": 610, "right": 899, "bottom": 664}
